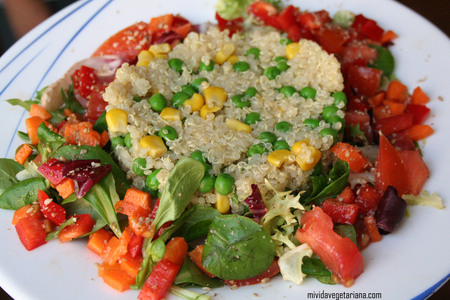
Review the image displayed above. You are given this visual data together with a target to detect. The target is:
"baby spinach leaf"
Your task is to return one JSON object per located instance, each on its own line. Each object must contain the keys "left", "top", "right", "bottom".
{"left": 45, "top": 217, "right": 77, "bottom": 241}
{"left": 61, "top": 85, "right": 85, "bottom": 115}
{"left": 0, "top": 158, "right": 24, "bottom": 195}
{"left": 175, "top": 257, "right": 224, "bottom": 288}
{"left": 0, "top": 177, "right": 47, "bottom": 210}
{"left": 52, "top": 145, "right": 130, "bottom": 197}
{"left": 152, "top": 157, "right": 204, "bottom": 231}
{"left": 6, "top": 98, "right": 39, "bottom": 111}
{"left": 93, "top": 111, "right": 108, "bottom": 133}
{"left": 17, "top": 131, "right": 31, "bottom": 143}
{"left": 37, "top": 123, "right": 65, "bottom": 163}
{"left": 202, "top": 214, "right": 275, "bottom": 280}
{"left": 302, "top": 256, "right": 335, "bottom": 285}
{"left": 334, "top": 224, "right": 357, "bottom": 246}
{"left": 369, "top": 45, "right": 395, "bottom": 77}
{"left": 62, "top": 194, "right": 107, "bottom": 235}
{"left": 173, "top": 205, "right": 221, "bottom": 242}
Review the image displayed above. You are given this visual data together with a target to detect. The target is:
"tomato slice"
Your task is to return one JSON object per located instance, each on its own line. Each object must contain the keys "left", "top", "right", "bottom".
{"left": 295, "top": 206, "right": 364, "bottom": 287}
{"left": 91, "top": 22, "right": 151, "bottom": 60}
{"left": 399, "top": 150, "right": 430, "bottom": 195}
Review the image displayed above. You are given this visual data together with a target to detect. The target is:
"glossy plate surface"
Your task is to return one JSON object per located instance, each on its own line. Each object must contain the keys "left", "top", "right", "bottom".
{"left": 0, "top": 0, "right": 449, "bottom": 299}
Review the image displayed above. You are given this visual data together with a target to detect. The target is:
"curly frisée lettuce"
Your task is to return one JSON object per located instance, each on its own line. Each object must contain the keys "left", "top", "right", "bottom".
{"left": 402, "top": 191, "right": 445, "bottom": 209}
{"left": 278, "top": 244, "right": 313, "bottom": 285}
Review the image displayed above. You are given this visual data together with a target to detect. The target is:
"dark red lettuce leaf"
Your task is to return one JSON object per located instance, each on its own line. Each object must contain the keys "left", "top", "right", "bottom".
{"left": 244, "top": 184, "right": 268, "bottom": 220}
{"left": 375, "top": 186, "right": 407, "bottom": 233}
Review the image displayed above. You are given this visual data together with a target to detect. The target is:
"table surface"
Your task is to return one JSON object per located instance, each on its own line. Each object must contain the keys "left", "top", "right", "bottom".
{"left": 1, "top": 0, "right": 449, "bottom": 299}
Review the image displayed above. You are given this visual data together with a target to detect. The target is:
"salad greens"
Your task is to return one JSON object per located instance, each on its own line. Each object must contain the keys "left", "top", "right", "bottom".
{"left": 0, "top": 177, "right": 47, "bottom": 210}
{"left": 0, "top": 159, "right": 24, "bottom": 195}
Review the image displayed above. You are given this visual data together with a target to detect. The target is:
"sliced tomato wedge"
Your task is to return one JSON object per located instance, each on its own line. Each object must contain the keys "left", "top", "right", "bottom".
{"left": 399, "top": 150, "right": 430, "bottom": 195}
{"left": 295, "top": 206, "right": 364, "bottom": 287}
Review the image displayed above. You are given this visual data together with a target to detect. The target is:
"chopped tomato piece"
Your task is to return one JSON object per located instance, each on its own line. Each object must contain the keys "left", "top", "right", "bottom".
{"left": 347, "top": 95, "right": 370, "bottom": 112}
{"left": 58, "top": 214, "right": 95, "bottom": 243}
{"left": 38, "top": 190, "right": 66, "bottom": 226}
{"left": 331, "top": 142, "right": 371, "bottom": 173}
{"left": 344, "top": 110, "right": 374, "bottom": 144}
{"left": 15, "top": 213, "right": 47, "bottom": 251}
{"left": 215, "top": 12, "right": 243, "bottom": 36}
{"left": 399, "top": 150, "right": 430, "bottom": 195}
{"left": 315, "top": 27, "right": 350, "bottom": 54}
{"left": 224, "top": 259, "right": 280, "bottom": 286}
{"left": 354, "top": 184, "right": 382, "bottom": 215}
{"left": 277, "top": 5, "right": 301, "bottom": 41}
{"left": 405, "top": 104, "right": 431, "bottom": 125}
{"left": 374, "top": 113, "right": 414, "bottom": 137}
{"left": 340, "top": 44, "right": 378, "bottom": 66}
{"left": 127, "top": 232, "right": 144, "bottom": 259}
{"left": 387, "top": 132, "right": 416, "bottom": 151}
{"left": 346, "top": 65, "right": 382, "bottom": 97}
{"left": 352, "top": 14, "right": 384, "bottom": 42}
{"left": 295, "top": 206, "right": 364, "bottom": 287}
{"left": 322, "top": 199, "right": 359, "bottom": 225}
{"left": 248, "top": 1, "right": 281, "bottom": 30}
{"left": 336, "top": 186, "right": 355, "bottom": 204}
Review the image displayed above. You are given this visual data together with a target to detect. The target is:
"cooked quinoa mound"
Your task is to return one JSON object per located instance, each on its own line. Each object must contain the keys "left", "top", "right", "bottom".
{"left": 104, "top": 25, "right": 344, "bottom": 213}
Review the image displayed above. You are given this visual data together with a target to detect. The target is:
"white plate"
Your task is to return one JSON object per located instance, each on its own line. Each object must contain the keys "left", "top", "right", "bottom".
{"left": 0, "top": 0, "right": 449, "bottom": 299}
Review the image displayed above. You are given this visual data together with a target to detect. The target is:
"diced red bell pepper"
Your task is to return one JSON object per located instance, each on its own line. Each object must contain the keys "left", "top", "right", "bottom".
{"left": 127, "top": 232, "right": 144, "bottom": 259}
{"left": 375, "top": 135, "right": 409, "bottom": 195}
{"left": 374, "top": 113, "right": 414, "bottom": 136}
{"left": 347, "top": 95, "right": 371, "bottom": 112}
{"left": 399, "top": 150, "right": 430, "bottom": 195}
{"left": 247, "top": 1, "right": 281, "bottom": 30}
{"left": 38, "top": 190, "right": 66, "bottom": 226}
{"left": 224, "top": 259, "right": 280, "bottom": 286}
{"left": 346, "top": 65, "right": 382, "bottom": 97}
{"left": 215, "top": 12, "right": 243, "bottom": 36}
{"left": 295, "top": 206, "right": 364, "bottom": 287}
{"left": 331, "top": 142, "right": 371, "bottom": 173}
{"left": 15, "top": 213, "right": 47, "bottom": 251}
{"left": 387, "top": 132, "right": 416, "bottom": 151}
{"left": 352, "top": 14, "right": 384, "bottom": 42}
{"left": 315, "top": 27, "right": 350, "bottom": 54}
{"left": 354, "top": 184, "right": 382, "bottom": 216}
{"left": 404, "top": 104, "right": 431, "bottom": 125}
{"left": 58, "top": 214, "right": 95, "bottom": 243}
{"left": 37, "top": 158, "right": 66, "bottom": 186}
{"left": 322, "top": 199, "right": 360, "bottom": 225}
{"left": 336, "top": 186, "right": 355, "bottom": 204}
{"left": 277, "top": 5, "right": 302, "bottom": 41}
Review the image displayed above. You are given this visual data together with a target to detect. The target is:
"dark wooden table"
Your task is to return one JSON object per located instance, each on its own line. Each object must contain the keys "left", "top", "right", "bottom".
{"left": 1, "top": 0, "right": 449, "bottom": 299}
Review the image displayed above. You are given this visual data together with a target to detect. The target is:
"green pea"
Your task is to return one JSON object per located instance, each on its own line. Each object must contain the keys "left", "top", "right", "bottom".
{"left": 300, "top": 86, "right": 317, "bottom": 100}
{"left": 245, "top": 47, "right": 261, "bottom": 59}
{"left": 172, "top": 92, "right": 190, "bottom": 108}
{"left": 168, "top": 58, "right": 183, "bottom": 73}
{"left": 322, "top": 105, "right": 339, "bottom": 123}
{"left": 191, "top": 150, "right": 206, "bottom": 164}
{"left": 231, "top": 94, "right": 251, "bottom": 108}
{"left": 245, "top": 112, "right": 261, "bottom": 125}
{"left": 258, "top": 131, "right": 277, "bottom": 145}
{"left": 280, "top": 38, "right": 293, "bottom": 45}
{"left": 319, "top": 128, "right": 339, "bottom": 142}
{"left": 191, "top": 77, "right": 208, "bottom": 92}
{"left": 277, "top": 61, "right": 290, "bottom": 71}
{"left": 264, "top": 66, "right": 281, "bottom": 80}
{"left": 132, "top": 158, "right": 147, "bottom": 176}
{"left": 148, "top": 93, "right": 167, "bottom": 112}
{"left": 233, "top": 61, "right": 250, "bottom": 72}
{"left": 124, "top": 133, "right": 132, "bottom": 149}
{"left": 275, "top": 121, "right": 292, "bottom": 132}
{"left": 248, "top": 143, "right": 268, "bottom": 157}
{"left": 274, "top": 56, "right": 287, "bottom": 63}
{"left": 304, "top": 118, "right": 320, "bottom": 129}
{"left": 327, "top": 115, "right": 345, "bottom": 133}
{"left": 215, "top": 173, "right": 235, "bottom": 195}
{"left": 146, "top": 169, "right": 161, "bottom": 191}
{"left": 158, "top": 126, "right": 178, "bottom": 141}
{"left": 199, "top": 60, "right": 215, "bottom": 72}
{"left": 110, "top": 136, "right": 125, "bottom": 148}
{"left": 332, "top": 91, "right": 347, "bottom": 106}
{"left": 274, "top": 140, "right": 290, "bottom": 150}
{"left": 181, "top": 85, "right": 196, "bottom": 97}
{"left": 199, "top": 174, "right": 216, "bottom": 194}
{"left": 245, "top": 87, "right": 257, "bottom": 98}
{"left": 280, "top": 86, "right": 297, "bottom": 98}
{"left": 133, "top": 96, "right": 142, "bottom": 102}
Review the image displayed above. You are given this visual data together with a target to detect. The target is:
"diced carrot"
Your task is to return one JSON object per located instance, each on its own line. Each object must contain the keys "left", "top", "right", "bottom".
{"left": 25, "top": 116, "right": 46, "bottom": 145}
{"left": 386, "top": 80, "right": 407, "bottom": 102}
{"left": 120, "top": 253, "right": 143, "bottom": 278}
{"left": 14, "top": 144, "right": 33, "bottom": 165}
{"left": 58, "top": 214, "right": 95, "bottom": 243}
{"left": 410, "top": 86, "right": 430, "bottom": 104}
{"left": 368, "top": 91, "right": 385, "bottom": 108}
{"left": 149, "top": 14, "right": 173, "bottom": 33}
{"left": 364, "top": 215, "right": 382, "bottom": 242}
{"left": 114, "top": 200, "right": 141, "bottom": 216}
{"left": 173, "top": 22, "right": 192, "bottom": 38}
{"left": 102, "top": 236, "right": 120, "bottom": 261}
{"left": 55, "top": 178, "right": 75, "bottom": 199}
{"left": 87, "top": 228, "right": 113, "bottom": 256}
{"left": 373, "top": 105, "right": 392, "bottom": 119}
{"left": 103, "top": 227, "right": 133, "bottom": 265}
{"left": 123, "top": 188, "right": 151, "bottom": 210}
{"left": 336, "top": 186, "right": 355, "bottom": 204}
{"left": 12, "top": 204, "right": 40, "bottom": 225}
{"left": 188, "top": 245, "right": 215, "bottom": 278}
{"left": 380, "top": 30, "right": 398, "bottom": 44}
{"left": 330, "top": 142, "right": 371, "bottom": 173}
{"left": 100, "top": 130, "right": 109, "bottom": 148}
{"left": 383, "top": 100, "right": 406, "bottom": 116}
{"left": 29, "top": 104, "right": 52, "bottom": 120}
{"left": 128, "top": 206, "right": 153, "bottom": 237}
{"left": 98, "top": 262, "right": 136, "bottom": 292}
{"left": 164, "top": 237, "right": 188, "bottom": 266}
{"left": 63, "top": 122, "right": 102, "bottom": 147}
{"left": 403, "top": 124, "right": 434, "bottom": 141}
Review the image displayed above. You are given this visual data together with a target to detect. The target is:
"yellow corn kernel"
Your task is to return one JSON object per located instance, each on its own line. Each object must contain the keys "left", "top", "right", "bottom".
{"left": 267, "top": 149, "right": 294, "bottom": 168}
{"left": 160, "top": 107, "right": 182, "bottom": 121}
{"left": 286, "top": 42, "right": 300, "bottom": 60}
{"left": 140, "top": 135, "right": 167, "bottom": 158}
{"left": 136, "top": 50, "right": 155, "bottom": 67}
{"left": 149, "top": 43, "right": 171, "bottom": 55}
{"left": 154, "top": 53, "right": 168, "bottom": 59}
{"left": 291, "top": 140, "right": 310, "bottom": 156}
{"left": 215, "top": 192, "right": 230, "bottom": 214}
{"left": 183, "top": 93, "right": 204, "bottom": 112}
{"left": 105, "top": 109, "right": 128, "bottom": 134}
{"left": 227, "top": 55, "right": 239, "bottom": 65}
{"left": 295, "top": 144, "right": 322, "bottom": 171}
{"left": 200, "top": 104, "right": 221, "bottom": 119}
{"left": 215, "top": 44, "right": 235, "bottom": 65}
{"left": 225, "top": 118, "right": 252, "bottom": 133}
{"left": 203, "top": 86, "right": 227, "bottom": 107}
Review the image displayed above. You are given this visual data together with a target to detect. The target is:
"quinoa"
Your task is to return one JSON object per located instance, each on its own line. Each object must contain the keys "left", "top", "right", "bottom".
{"left": 104, "top": 25, "right": 344, "bottom": 213}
